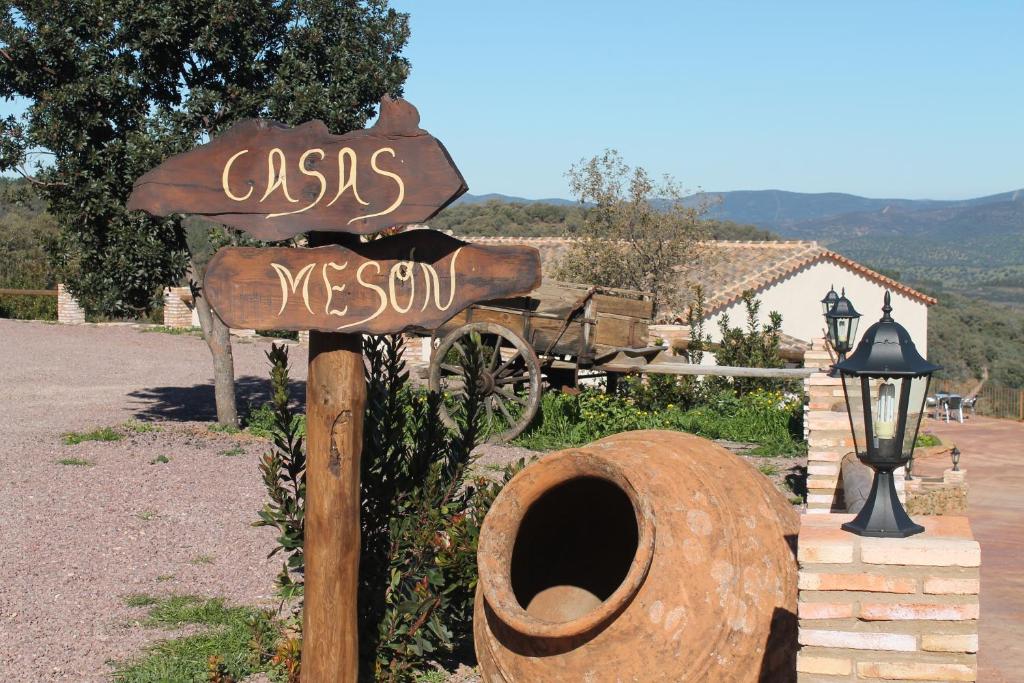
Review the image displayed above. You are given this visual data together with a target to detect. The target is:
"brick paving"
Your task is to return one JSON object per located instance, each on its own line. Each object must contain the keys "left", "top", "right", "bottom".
{"left": 914, "top": 414, "right": 1024, "bottom": 683}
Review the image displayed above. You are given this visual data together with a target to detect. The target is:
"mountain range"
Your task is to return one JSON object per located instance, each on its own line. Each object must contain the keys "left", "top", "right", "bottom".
{"left": 455, "top": 188, "right": 1024, "bottom": 306}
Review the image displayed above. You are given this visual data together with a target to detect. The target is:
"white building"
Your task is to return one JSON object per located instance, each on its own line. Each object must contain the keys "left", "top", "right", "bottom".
{"left": 467, "top": 237, "right": 936, "bottom": 364}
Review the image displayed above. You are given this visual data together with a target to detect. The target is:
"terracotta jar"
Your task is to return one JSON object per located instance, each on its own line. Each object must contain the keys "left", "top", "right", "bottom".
{"left": 475, "top": 430, "right": 799, "bottom": 682}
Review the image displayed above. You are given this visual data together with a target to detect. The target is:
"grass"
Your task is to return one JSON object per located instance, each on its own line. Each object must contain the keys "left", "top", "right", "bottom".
{"left": 135, "top": 510, "right": 158, "bottom": 521}
{"left": 149, "top": 455, "right": 171, "bottom": 465}
{"left": 208, "top": 423, "right": 240, "bottom": 435}
{"left": 110, "top": 595, "right": 281, "bottom": 683}
{"left": 758, "top": 463, "right": 780, "bottom": 476}
{"left": 140, "top": 325, "right": 202, "bottom": 337}
{"left": 124, "top": 594, "right": 160, "bottom": 608}
{"left": 219, "top": 446, "right": 245, "bottom": 457}
{"left": 57, "top": 457, "right": 92, "bottom": 466}
{"left": 415, "top": 670, "right": 448, "bottom": 683}
{"left": 916, "top": 432, "right": 942, "bottom": 448}
{"left": 124, "top": 420, "right": 160, "bottom": 434}
{"left": 190, "top": 554, "right": 215, "bottom": 566}
{"left": 62, "top": 426, "right": 123, "bottom": 445}
{"left": 156, "top": 574, "right": 175, "bottom": 583}
{"left": 513, "top": 389, "right": 805, "bottom": 457}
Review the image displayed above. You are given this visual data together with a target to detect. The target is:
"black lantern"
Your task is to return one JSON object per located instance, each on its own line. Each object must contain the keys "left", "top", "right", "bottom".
{"left": 835, "top": 291, "right": 940, "bottom": 538}
{"left": 951, "top": 446, "right": 961, "bottom": 472}
{"left": 821, "top": 285, "right": 840, "bottom": 315}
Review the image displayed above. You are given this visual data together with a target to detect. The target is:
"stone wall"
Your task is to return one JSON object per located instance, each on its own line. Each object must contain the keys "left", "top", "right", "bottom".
{"left": 797, "top": 514, "right": 979, "bottom": 682}
{"left": 163, "top": 286, "right": 196, "bottom": 328}
{"left": 56, "top": 284, "right": 85, "bottom": 324}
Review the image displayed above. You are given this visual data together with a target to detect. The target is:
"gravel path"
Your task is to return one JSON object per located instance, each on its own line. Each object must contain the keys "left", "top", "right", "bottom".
{"left": 0, "top": 320, "right": 305, "bottom": 682}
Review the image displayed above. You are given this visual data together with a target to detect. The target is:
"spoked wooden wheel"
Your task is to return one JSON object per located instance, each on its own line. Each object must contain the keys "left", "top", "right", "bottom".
{"left": 429, "top": 322, "right": 542, "bottom": 443}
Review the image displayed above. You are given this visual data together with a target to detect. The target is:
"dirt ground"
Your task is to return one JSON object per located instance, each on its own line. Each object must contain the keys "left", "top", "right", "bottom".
{"left": 0, "top": 319, "right": 801, "bottom": 681}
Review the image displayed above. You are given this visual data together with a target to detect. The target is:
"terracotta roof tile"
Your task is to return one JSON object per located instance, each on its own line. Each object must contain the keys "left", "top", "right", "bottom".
{"left": 463, "top": 236, "right": 937, "bottom": 316}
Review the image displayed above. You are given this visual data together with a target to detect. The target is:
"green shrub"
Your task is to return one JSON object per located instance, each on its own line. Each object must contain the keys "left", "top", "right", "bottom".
{"left": 255, "top": 337, "right": 520, "bottom": 681}
{"left": 515, "top": 388, "right": 804, "bottom": 456}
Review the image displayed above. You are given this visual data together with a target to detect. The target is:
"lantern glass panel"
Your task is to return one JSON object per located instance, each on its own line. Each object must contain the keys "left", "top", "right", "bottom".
{"left": 840, "top": 375, "right": 867, "bottom": 456}
{"left": 901, "top": 375, "right": 932, "bottom": 459}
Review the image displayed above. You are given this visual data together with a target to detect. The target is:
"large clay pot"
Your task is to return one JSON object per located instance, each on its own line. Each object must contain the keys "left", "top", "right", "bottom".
{"left": 475, "top": 430, "right": 799, "bottom": 682}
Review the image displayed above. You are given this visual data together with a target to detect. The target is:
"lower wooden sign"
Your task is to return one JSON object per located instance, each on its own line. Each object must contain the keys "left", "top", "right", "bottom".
{"left": 204, "top": 231, "right": 541, "bottom": 334}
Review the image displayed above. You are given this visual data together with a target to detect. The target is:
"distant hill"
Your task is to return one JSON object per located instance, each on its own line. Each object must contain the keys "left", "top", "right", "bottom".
{"left": 454, "top": 193, "right": 579, "bottom": 207}
{"left": 691, "top": 188, "right": 1023, "bottom": 229}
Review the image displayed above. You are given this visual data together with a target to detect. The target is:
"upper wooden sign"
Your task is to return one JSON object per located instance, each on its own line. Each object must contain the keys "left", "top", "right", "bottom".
{"left": 203, "top": 232, "right": 542, "bottom": 334}
{"left": 126, "top": 98, "right": 467, "bottom": 240}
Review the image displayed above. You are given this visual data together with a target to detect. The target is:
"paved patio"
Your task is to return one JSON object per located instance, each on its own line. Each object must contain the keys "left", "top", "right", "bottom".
{"left": 915, "top": 414, "right": 1024, "bottom": 683}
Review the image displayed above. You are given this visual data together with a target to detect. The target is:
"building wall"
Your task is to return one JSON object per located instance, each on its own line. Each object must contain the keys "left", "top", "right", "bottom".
{"left": 701, "top": 259, "right": 930, "bottom": 359}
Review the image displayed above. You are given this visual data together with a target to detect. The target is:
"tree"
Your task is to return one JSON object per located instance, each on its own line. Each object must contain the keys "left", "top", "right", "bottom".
{"left": 0, "top": 0, "right": 410, "bottom": 424}
{"left": 552, "top": 149, "right": 709, "bottom": 319}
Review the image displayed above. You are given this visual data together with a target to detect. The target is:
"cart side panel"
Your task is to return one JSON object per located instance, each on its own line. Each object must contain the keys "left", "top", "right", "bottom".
{"left": 591, "top": 293, "right": 654, "bottom": 319}
{"left": 594, "top": 313, "right": 649, "bottom": 350}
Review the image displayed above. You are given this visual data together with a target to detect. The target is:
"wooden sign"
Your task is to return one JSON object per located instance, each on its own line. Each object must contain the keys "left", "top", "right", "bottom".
{"left": 126, "top": 98, "right": 467, "bottom": 240}
{"left": 204, "top": 232, "right": 541, "bottom": 334}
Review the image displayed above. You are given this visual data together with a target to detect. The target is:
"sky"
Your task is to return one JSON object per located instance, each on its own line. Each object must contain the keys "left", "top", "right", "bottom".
{"left": 387, "top": 1, "right": 1023, "bottom": 200}
{"left": 3, "top": 2, "right": 1021, "bottom": 201}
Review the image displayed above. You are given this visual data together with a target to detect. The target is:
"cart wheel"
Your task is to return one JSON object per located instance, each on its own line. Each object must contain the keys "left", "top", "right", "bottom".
{"left": 429, "top": 322, "right": 542, "bottom": 443}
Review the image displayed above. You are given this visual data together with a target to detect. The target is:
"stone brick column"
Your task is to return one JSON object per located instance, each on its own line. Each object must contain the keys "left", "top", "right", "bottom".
{"left": 804, "top": 339, "right": 906, "bottom": 514}
{"left": 804, "top": 340, "right": 850, "bottom": 513}
{"left": 797, "top": 514, "right": 979, "bottom": 682}
{"left": 57, "top": 284, "right": 86, "bottom": 324}
{"left": 162, "top": 286, "right": 195, "bottom": 328}
{"left": 298, "top": 330, "right": 310, "bottom": 344}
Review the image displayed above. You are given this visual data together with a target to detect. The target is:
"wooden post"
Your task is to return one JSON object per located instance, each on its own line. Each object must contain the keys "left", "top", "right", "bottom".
{"left": 1018, "top": 390, "right": 1023, "bottom": 421}
{"left": 302, "top": 234, "right": 366, "bottom": 682}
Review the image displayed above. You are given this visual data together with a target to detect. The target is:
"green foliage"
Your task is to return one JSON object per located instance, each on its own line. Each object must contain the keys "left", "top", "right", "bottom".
{"left": 915, "top": 433, "right": 941, "bottom": 448}
{"left": 0, "top": 179, "right": 59, "bottom": 320}
{"left": 359, "top": 333, "right": 490, "bottom": 681}
{"left": 514, "top": 388, "right": 803, "bottom": 456}
{"left": 1, "top": 0, "right": 411, "bottom": 317}
{"left": 56, "top": 457, "right": 92, "bottom": 466}
{"left": 62, "top": 426, "right": 123, "bottom": 445}
{"left": 139, "top": 326, "right": 202, "bottom": 337}
{"left": 552, "top": 150, "right": 708, "bottom": 317}
{"left": 431, "top": 199, "right": 777, "bottom": 241}
{"left": 254, "top": 336, "right": 520, "bottom": 680}
{"left": 111, "top": 595, "right": 282, "bottom": 683}
{"left": 927, "top": 290, "right": 1024, "bottom": 387}
{"left": 254, "top": 344, "right": 307, "bottom": 602}
{"left": 150, "top": 455, "right": 171, "bottom": 465}
{"left": 711, "top": 290, "right": 789, "bottom": 396}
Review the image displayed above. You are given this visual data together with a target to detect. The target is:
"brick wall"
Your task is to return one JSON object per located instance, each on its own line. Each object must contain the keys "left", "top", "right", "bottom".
{"left": 57, "top": 284, "right": 85, "bottom": 324}
{"left": 804, "top": 339, "right": 905, "bottom": 514}
{"left": 797, "top": 514, "right": 979, "bottom": 682}
{"left": 162, "top": 287, "right": 195, "bottom": 328}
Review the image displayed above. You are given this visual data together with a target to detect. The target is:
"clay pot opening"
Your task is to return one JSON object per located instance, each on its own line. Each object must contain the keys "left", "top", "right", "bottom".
{"left": 511, "top": 476, "right": 638, "bottom": 623}
{"left": 478, "top": 452, "right": 655, "bottom": 640}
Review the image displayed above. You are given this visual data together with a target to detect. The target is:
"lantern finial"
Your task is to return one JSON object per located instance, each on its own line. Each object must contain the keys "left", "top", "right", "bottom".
{"left": 882, "top": 290, "right": 893, "bottom": 321}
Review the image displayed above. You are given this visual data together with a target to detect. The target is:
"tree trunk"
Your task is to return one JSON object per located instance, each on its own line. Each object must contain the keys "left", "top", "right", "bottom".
{"left": 193, "top": 286, "right": 238, "bottom": 426}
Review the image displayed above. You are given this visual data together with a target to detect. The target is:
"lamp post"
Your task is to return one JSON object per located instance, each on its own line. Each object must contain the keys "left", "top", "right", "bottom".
{"left": 951, "top": 446, "right": 961, "bottom": 472}
{"left": 821, "top": 285, "right": 840, "bottom": 315}
{"left": 824, "top": 288, "right": 861, "bottom": 376}
{"left": 835, "top": 291, "right": 940, "bottom": 538}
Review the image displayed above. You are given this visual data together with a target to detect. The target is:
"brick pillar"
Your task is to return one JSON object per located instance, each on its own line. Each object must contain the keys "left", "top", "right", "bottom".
{"left": 298, "top": 330, "right": 310, "bottom": 344}
{"left": 162, "top": 286, "right": 195, "bottom": 328}
{"left": 804, "top": 339, "right": 849, "bottom": 513}
{"left": 57, "top": 284, "right": 86, "bottom": 324}
{"left": 797, "top": 514, "right": 979, "bottom": 682}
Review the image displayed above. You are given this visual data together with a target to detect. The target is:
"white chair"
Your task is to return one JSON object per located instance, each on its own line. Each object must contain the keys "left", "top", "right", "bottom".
{"left": 944, "top": 395, "right": 964, "bottom": 424}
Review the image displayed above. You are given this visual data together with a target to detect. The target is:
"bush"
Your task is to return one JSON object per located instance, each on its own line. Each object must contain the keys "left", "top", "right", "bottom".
{"left": 256, "top": 337, "right": 522, "bottom": 681}
{"left": 515, "top": 387, "right": 804, "bottom": 456}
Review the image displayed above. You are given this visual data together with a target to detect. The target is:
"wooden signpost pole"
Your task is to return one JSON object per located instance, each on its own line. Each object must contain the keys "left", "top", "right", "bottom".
{"left": 303, "top": 235, "right": 364, "bottom": 682}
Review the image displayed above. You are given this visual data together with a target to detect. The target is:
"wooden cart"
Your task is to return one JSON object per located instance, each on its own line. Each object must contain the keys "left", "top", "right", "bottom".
{"left": 426, "top": 279, "right": 659, "bottom": 441}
